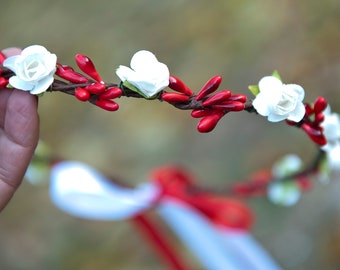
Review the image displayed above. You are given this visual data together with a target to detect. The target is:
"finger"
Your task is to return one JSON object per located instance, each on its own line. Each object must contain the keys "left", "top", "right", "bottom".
{"left": 0, "top": 90, "right": 39, "bottom": 210}
{"left": 1, "top": 47, "right": 22, "bottom": 58}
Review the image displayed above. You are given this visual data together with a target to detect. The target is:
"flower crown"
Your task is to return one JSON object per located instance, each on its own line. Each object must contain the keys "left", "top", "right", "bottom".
{"left": 1, "top": 45, "right": 339, "bottom": 208}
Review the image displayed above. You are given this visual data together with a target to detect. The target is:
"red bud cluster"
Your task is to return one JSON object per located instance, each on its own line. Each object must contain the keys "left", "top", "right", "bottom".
{"left": 162, "top": 75, "right": 247, "bottom": 133}
{"left": 286, "top": 96, "right": 328, "bottom": 146}
{"left": 55, "top": 55, "right": 122, "bottom": 112}
{"left": 193, "top": 76, "right": 246, "bottom": 133}
{"left": 74, "top": 85, "right": 122, "bottom": 111}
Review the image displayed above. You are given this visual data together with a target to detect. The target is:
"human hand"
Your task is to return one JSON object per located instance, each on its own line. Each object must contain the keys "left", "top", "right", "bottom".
{"left": 0, "top": 48, "right": 39, "bottom": 211}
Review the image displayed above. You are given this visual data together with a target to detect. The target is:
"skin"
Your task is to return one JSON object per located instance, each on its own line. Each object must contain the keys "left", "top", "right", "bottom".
{"left": 0, "top": 48, "right": 39, "bottom": 211}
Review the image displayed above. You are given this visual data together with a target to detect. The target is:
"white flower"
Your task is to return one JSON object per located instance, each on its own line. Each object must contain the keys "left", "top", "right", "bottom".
{"left": 321, "top": 106, "right": 340, "bottom": 170}
{"left": 253, "top": 76, "right": 305, "bottom": 122}
{"left": 272, "top": 154, "right": 303, "bottom": 178}
{"left": 321, "top": 106, "right": 340, "bottom": 148}
{"left": 267, "top": 182, "right": 301, "bottom": 207}
{"left": 3, "top": 45, "right": 57, "bottom": 94}
{"left": 325, "top": 145, "right": 340, "bottom": 170}
{"left": 116, "top": 50, "right": 169, "bottom": 98}
{"left": 267, "top": 154, "right": 303, "bottom": 206}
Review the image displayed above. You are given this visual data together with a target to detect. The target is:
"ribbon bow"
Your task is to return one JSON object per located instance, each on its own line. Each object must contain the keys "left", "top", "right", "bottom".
{"left": 151, "top": 165, "right": 254, "bottom": 231}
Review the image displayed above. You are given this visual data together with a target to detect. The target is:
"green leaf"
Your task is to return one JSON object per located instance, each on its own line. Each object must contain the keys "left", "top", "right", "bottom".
{"left": 122, "top": 80, "right": 150, "bottom": 99}
{"left": 122, "top": 81, "right": 159, "bottom": 99}
{"left": 271, "top": 70, "right": 282, "bottom": 81}
{"left": 248, "top": 84, "right": 260, "bottom": 96}
{"left": 319, "top": 152, "right": 331, "bottom": 175}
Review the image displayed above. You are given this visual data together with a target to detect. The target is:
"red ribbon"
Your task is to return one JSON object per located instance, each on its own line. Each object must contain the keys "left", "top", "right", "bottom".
{"left": 150, "top": 165, "right": 254, "bottom": 231}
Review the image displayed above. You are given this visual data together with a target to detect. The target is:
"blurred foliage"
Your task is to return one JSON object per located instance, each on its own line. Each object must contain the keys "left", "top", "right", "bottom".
{"left": 1, "top": 0, "right": 340, "bottom": 269}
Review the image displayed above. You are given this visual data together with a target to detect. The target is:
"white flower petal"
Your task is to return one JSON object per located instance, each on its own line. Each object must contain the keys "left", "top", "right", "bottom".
{"left": 253, "top": 94, "right": 271, "bottom": 116}
{"left": 116, "top": 65, "right": 134, "bottom": 82}
{"left": 30, "top": 76, "right": 54, "bottom": 94}
{"left": 130, "top": 50, "right": 158, "bottom": 71}
{"left": 285, "top": 84, "right": 305, "bottom": 101}
{"left": 3, "top": 55, "right": 19, "bottom": 71}
{"left": 258, "top": 76, "right": 282, "bottom": 94}
{"left": 8, "top": 76, "right": 33, "bottom": 91}
{"left": 45, "top": 53, "right": 57, "bottom": 70}
{"left": 327, "top": 145, "right": 340, "bottom": 170}
{"left": 21, "top": 45, "right": 49, "bottom": 56}
{"left": 287, "top": 102, "right": 306, "bottom": 122}
{"left": 322, "top": 112, "right": 340, "bottom": 142}
{"left": 267, "top": 113, "right": 288, "bottom": 122}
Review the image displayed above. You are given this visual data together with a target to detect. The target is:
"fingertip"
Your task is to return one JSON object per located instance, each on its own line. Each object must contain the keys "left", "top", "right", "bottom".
{"left": 1, "top": 47, "right": 22, "bottom": 58}
{"left": 6, "top": 89, "right": 39, "bottom": 148}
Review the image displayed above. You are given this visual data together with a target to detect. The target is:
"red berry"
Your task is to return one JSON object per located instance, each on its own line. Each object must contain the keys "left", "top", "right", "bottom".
{"left": 197, "top": 112, "right": 224, "bottom": 133}
{"left": 95, "top": 99, "right": 119, "bottom": 111}
{"left": 75, "top": 54, "right": 102, "bottom": 82}
{"left": 56, "top": 64, "right": 89, "bottom": 83}
{"left": 0, "top": 77, "right": 8, "bottom": 88}
{"left": 75, "top": 87, "right": 90, "bottom": 102}
{"left": 301, "top": 123, "right": 327, "bottom": 146}
{"left": 228, "top": 94, "right": 247, "bottom": 103}
{"left": 314, "top": 96, "right": 328, "bottom": 114}
{"left": 212, "top": 101, "right": 245, "bottom": 111}
{"left": 202, "top": 90, "right": 232, "bottom": 106}
{"left": 84, "top": 83, "right": 106, "bottom": 95}
{"left": 314, "top": 112, "right": 325, "bottom": 124}
{"left": 196, "top": 76, "right": 222, "bottom": 101}
{"left": 191, "top": 109, "right": 220, "bottom": 118}
{"left": 161, "top": 92, "right": 190, "bottom": 103}
{"left": 99, "top": 87, "right": 123, "bottom": 100}
{"left": 168, "top": 75, "right": 193, "bottom": 96}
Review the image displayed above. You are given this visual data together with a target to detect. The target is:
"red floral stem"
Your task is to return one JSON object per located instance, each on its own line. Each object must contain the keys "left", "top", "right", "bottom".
{"left": 132, "top": 214, "right": 190, "bottom": 270}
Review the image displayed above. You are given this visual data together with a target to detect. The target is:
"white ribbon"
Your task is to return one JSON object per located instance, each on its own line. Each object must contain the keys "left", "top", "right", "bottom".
{"left": 49, "top": 161, "right": 159, "bottom": 220}
{"left": 49, "top": 161, "right": 281, "bottom": 269}
{"left": 158, "top": 197, "right": 282, "bottom": 270}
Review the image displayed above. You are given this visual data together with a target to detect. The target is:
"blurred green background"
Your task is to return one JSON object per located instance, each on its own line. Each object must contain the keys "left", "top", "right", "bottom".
{"left": 1, "top": 0, "right": 340, "bottom": 269}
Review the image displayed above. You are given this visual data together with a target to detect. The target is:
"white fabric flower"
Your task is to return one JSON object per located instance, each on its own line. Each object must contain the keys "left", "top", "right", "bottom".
{"left": 321, "top": 106, "right": 340, "bottom": 170}
{"left": 3, "top": 45, "right": 57, "bottom": 94}
{"left": 267, "top": 182, "right": 301, "bottom": 207}
{"left": 253, "top": 76, "right": 305, "bottom": 122}
{"left": 272, "top": 154, "right": 303, "bottom": 178}
{"left": 116, "top": 50, "right": 169, "bottom": 98}
{"left": 321, "top": 106, "right": 340, "bottom": 148}
{"left": 267, "top": 154, "right": 303, "bottom": 206}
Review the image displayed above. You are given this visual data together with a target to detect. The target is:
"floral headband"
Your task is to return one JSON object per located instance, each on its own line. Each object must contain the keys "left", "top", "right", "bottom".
{"left": 1, "top": 44, "right": 339, "bottom": 206}
{"left": 2, "top": 44, "right": 340, "bottom": 269}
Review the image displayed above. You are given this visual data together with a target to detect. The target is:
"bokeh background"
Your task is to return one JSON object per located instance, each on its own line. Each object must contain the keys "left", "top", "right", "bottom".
{"left": 1, "top": 0, "right": 340, "bottom": 269}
